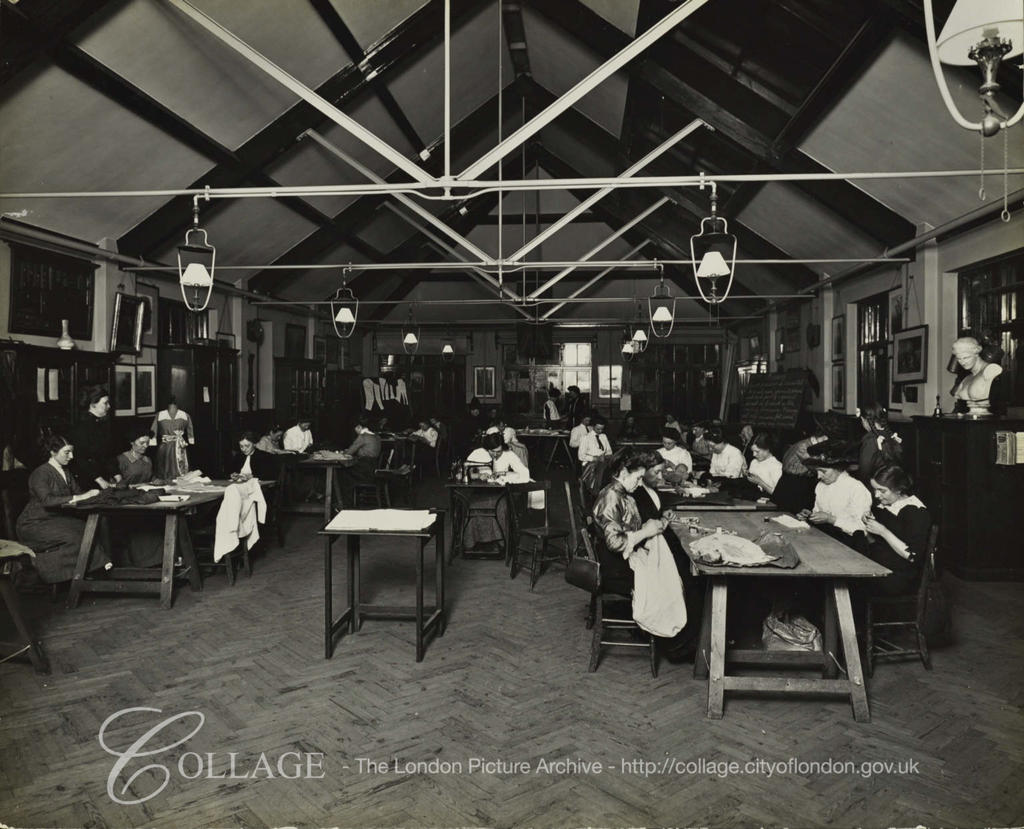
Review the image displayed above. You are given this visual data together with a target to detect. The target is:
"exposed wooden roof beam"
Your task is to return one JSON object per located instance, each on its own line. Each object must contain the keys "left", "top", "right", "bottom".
{"left": 525, "top": 0, "right": 915, "bottom": 248}
{"left": 117, "top": 0, "right": 487, "bottom": 260}
{"left": 307, "top": 0, "right": 427, "bottom": 158}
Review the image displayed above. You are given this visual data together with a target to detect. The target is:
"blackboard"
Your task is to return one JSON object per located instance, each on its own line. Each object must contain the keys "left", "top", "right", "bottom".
{"left": 8, "top": 244, "right": 95, "bottom": 339}
{"left": 740, "top": 371, "right": 809, "bottom": 430}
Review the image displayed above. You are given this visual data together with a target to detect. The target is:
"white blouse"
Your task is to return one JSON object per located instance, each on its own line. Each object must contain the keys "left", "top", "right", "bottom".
{"left": 749, "top": 455, "right": 783, "bottom": 493}
{"left": 658, "top": 445, "right": 693, "bottom": 472}
{"left": 813, "top": 471, "right": 873, "bottom": 536}
{"left": 466, "top": 448, "right": 530, "bottom": 483}
{"left": 578, "top": 432, "right": 612, "bottom": 464}
{"left": 710, "top": 444, "right": 747, "bottom": 478}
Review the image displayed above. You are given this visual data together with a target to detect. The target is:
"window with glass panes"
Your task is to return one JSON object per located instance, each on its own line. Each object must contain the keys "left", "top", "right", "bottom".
{"left": 501, "top": 341, "right": 593, "bottom": 415}
{"left": 857, "top": 292, "right": 889, "bottom": 408}
{"left": 958, "top": 249, "right": 1024, "bottom": 407}
{"left": 624, "top": 343, "right": 720, "bottom": 421}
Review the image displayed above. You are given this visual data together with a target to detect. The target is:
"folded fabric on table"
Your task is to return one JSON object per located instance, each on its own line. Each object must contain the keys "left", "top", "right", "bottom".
{"left": 325, "top": 509, "right": 435, "bottom": 533}
{"left": 689, "top": 532, "right": 777, "bottom": 567}
{"left": 82, "top": 489, "right": 163, "bottom": 506}
{"left": 310, "top": 450, "right": 352, "bottom": 461}
{"left": 751, "top": 530, "right": 801, "bottom": 568}
{"left": 0, "top": 539, "right": 36, "bottom": 559}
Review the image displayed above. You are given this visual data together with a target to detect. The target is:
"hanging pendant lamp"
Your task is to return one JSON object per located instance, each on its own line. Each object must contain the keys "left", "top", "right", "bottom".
{"left": 401, "top": 304, "right": 420, "bottom": 355}
{"left": 689, "top": 188, "right": 736, "bottom": 307}
{"left": 330, "top": 269, "right": 358, "bottom": 339}
{"left": 177, "top": 197, "right": 215, "bottom": 312}
{"left": 648, "top": 265, "right": 676, "bottom": 338}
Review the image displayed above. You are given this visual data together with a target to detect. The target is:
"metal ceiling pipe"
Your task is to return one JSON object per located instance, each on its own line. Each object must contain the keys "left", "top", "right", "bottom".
{"left": 8, "top": 167, "right": 1024, "bottom": 201}
{"left": 508, "top": 120, "right": 704, "bottom": 261}
{"left": 458, "top": 0, "right": 711, "bottom": 179}
{"left": 529, "top": 197, "right": 669, "bottom": 297}
{"left": 165, "top": 0, "right": 434, "bottom": 185}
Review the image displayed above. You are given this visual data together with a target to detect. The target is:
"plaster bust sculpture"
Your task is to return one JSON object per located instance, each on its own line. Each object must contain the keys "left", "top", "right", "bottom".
{"left": 950, "top": 336, "right": 1003, "bottom": 417}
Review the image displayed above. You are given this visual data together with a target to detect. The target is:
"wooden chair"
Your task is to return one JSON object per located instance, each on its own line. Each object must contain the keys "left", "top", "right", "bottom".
{"left": 509, "top": 480, "right": 570, "bottom": 590}
{"left": 372, "top": 447, "right": 415, "bottom": 506}
{"left": 864, "top": 526, "right": 939, "bottom": 677}
{"left": 583, "top": 525, "right": 657, "bottom": 677}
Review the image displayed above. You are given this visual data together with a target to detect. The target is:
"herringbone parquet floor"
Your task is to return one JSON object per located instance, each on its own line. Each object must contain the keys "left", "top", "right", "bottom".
{"left": 1, "top": 476, "right": 1022, "bottom": 828}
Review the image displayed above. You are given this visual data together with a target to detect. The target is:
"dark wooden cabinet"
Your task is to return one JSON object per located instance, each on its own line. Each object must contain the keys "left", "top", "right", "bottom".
{"left": 273, "top": 358, "right": 325, "bottom": 433}
{"left": 158, "top": 345, "right": 237, "bottom": 475}
{"left": 0, "top": 343, "right": 115, "bottom": 466}
{"left": 910, "top": 416, "right": 1024, "bottom": 580}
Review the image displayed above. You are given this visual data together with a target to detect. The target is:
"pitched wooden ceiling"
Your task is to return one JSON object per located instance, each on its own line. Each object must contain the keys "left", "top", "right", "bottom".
{"left": 1, "top": 0, "right": 1022, "bottom": 327}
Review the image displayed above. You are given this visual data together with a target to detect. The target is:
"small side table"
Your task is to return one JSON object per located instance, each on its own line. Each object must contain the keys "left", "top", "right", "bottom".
{"left": 320, "top": 510, "right": 446, "bottom": 662}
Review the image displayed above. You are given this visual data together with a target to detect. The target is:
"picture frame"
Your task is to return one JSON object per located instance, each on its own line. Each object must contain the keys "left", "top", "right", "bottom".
{"left": 135, "top": 364, "right": 156, "bottom": 415}
{"left": 831, "top": 314, "right": 845, "bottom": 362}
{"left": 110, "top": 292, "right": 145, "bottom": 354}
{"left": 893, "top": 324, "right": 928, "bottom": 384}
{"left": 136, "top": 282, "right": 160, "bottom": 348}
{"left": 474, "top": 366, "right": 496, "bottom": 399}
{"left": 217, "top": 333, "right": 236, "bottom": 350}
{"left": 831, "top": 363, "right": 845, "bottom": 409}
{"left": 113, "top": 365, "right": 135, "bottom": 417}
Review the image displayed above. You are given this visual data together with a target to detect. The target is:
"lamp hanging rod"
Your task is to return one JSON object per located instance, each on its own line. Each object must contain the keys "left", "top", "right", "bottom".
{"left": 6, "top": 169, "right": 1023, "bottom": 201}
{"left": 133, "top": 256, "right": 911, "bottom": 273}
{"left": 304, "top": 316, "right": 765, "bottom": 326}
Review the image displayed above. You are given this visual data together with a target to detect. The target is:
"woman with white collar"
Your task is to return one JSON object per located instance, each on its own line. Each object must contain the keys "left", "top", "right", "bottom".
{"left": 862, "top": 464, "right": 931, "bottom": 595}
{"left": 797, "top": 441, "right": 872, "bottom": 540}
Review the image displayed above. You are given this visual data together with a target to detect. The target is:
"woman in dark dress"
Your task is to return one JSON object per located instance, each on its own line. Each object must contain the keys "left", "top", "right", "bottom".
{"left": 117, "top": 425, "right": 156, "bottom": 485}
{"left": 862, "top": 464, "right": 931, "bottom": 595}
{"left": 234, "top": 431, "right": 280, "bottom": 481}
{"left": 16, "top": 435, "right": 106, "bottom": 583}
{"left": 69, "top": 387, "right": 120, "bottom": 489}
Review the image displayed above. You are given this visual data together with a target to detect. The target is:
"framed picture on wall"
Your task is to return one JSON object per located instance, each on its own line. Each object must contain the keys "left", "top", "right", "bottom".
{"left": 474, "top": 366, "right": 495, "bottom": 399}
{"left": 113, "top": 365, "right": 135, "bottom": 416}
{"left": 8, "top": 243, "right": 95, "bottom": 340}
{"left": 893, "top": 325, "right": 928, "bottom": 383}
{"left": 831, "top": 314, "right": 845, "bottom": 362}
{"left": 135, "top": 365, "right": 156, "bottom": 415}
{"left": 285, "top": 324, "right": 306, "bottom": 359}
{"left": 831, "top": 363, "right": 845, "bottom": 409}
{"left": 110, "top": 292, "right": 145, "bottom": 354}
{"left": 136, "top": 282, "right": 160, "bottom": 347}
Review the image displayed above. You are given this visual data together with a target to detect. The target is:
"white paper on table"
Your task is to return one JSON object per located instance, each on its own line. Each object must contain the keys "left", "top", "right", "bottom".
{"left": 771, "top": 514, "right": 810, "bottom": 529}
{"left": 326, "top": 509, "right": 435, "bottom": 533}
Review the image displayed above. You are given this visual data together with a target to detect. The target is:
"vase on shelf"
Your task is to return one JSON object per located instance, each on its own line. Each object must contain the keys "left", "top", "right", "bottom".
{"left": 56, "top": 319, "right": 76, "bottom": 350}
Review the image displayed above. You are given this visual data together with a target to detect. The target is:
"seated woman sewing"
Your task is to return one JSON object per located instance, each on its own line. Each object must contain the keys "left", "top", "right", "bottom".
{"left": 861, "top": 464, "right": 930, "bottom": 595}
{"left": 591, "top": 451, "right": 688, "bottom": 646}
{"left": 16, "top": 435, "right": 106, "bottom": 583}
{"left": 745, "top": 432, "right": 782, "bottom": 496}
{"left": 797, "top": 440, "right": 873, "bottom": 548}
{"left": 234, "top": 431, "right": 280, "bottom": 481}
{"left": 459, "top": 432, "right": 529, "bottom": 553}
{"left": 112, "top": 426, "right": 166, "bottom": 567}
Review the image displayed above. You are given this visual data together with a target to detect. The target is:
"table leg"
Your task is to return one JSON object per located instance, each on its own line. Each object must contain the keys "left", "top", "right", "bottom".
{"left": 436, "top": 514, "right": 446, "bottom": 635}
{"left": 694, "top": 578, "right": 713, "bottom": 679}
{"left": 177, "top": 517, "right": 203, "bottom": 594}
{"left": 324, "top": 467, "right": 334, "bottom": 524}
{"left": 416, "top": 540, "right": 425, "bottom": 662}
{"left": 448, "top": 488, "right": 457, "bottom": 563}
{"left": 823, "top": 589, "right": 838, "bottom": 679}
{"left": 351, "top": 535, "right": 361, "bottom": 632}
{"left": 559, "top": 437, "right": 575, "bottom": 469}
{"left": 833, "top": 581, "right": 871, "bottom": 723}
{"left": 66, "top": 513, "right": 100, "bottom": 609}
{"left": 707, "top": 577, "right": 728, "bottom": 719}
{"left": 324, "top": 535, "right": 334, "bottom": 659}
{"left": 545, "top": 437, "right": 558, "bottom": 470}
{"left": 159, "top": 514, "right": 178, "bottom": 610}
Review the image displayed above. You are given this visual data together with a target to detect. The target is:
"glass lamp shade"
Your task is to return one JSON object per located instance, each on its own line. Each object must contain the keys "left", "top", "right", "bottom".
{"left": 177, "top": 229, "right": 215, "bottom": 312}
{"left": 648, "top": 285, "right": 676, "bottom": 337}
{"left": 441, "top": 342, "right": 455, "bottom": 362}
{"left": 631, "top": 326, "right": 649, "bottom": 352}
{"left": 330, "top": 287, "right": 358, "bottom": 338}
{"left": 402, "top": 329, "right": 420, "bottom": 354}
{"left": 936, "top": 0, "right": 1023, "bottom": 64}
{"left": 690, "top": 218, "right": 737, "bottom": 305}
{"left": 621, "top": 340, "right": 636, "bottom": 361}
